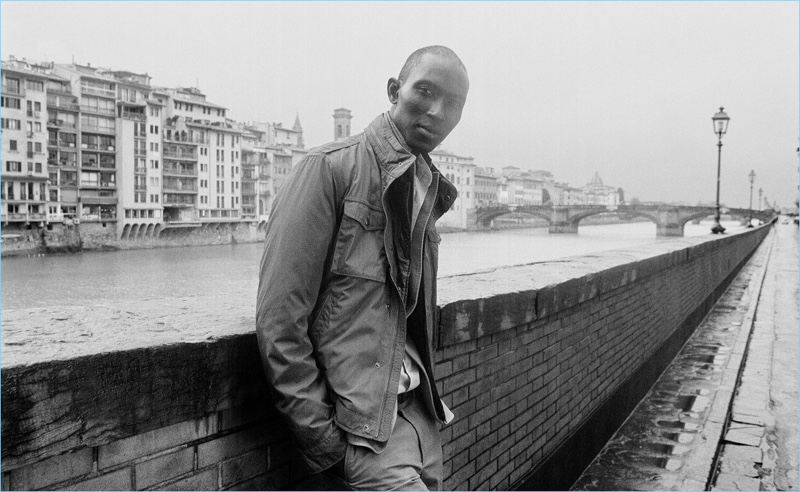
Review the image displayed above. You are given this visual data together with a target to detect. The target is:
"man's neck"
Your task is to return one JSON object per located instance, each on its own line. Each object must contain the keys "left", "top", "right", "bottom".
{"left": 384, "top": 112, "right": 421, "bottom": 156}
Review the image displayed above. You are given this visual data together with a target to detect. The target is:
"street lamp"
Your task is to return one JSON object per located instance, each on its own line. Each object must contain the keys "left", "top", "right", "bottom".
{"left": 711, "top": 107, "right": 730, "bottom": 234}
{"left": 747, "top": 170, "right": 756, "bottom": 227}
{"left": 759, "top": 187, "right": 763, "bottom": 211}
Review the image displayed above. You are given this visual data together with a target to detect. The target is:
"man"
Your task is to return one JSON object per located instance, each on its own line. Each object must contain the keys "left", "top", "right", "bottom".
{"left": 256, "top": 45, "right": 469, "bottom": 490}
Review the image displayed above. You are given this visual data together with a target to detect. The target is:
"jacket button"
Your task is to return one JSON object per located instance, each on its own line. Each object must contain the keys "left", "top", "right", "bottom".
{"left": 364, "top": 424, "right": 369, "bottom": 431}
{"left": 375, "top": 362, "right": 380, "bottom": 368}
{"left": 386, "top": 303, "right": 390, "bottom": 310}
{"left": 445, "top": 195, "right": 451, "bottom": 202}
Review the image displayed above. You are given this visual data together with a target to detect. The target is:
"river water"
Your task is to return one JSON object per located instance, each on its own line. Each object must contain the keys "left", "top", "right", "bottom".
{"left": 1, "top": 220, "right": 743, "bottom": 311}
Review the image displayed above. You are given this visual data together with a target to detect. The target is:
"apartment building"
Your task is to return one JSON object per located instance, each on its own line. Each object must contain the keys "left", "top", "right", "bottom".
{"left": 2, "top": 59, "right": 50, "bottom": 231}
{"left": 474, "top": 167, "right": 498, "bottom": 207}
{"left": 238, "top": 118, "right": 307, "bottom": 222}
{"left": 430, "top": 147, "right": 476, "bottom": 229}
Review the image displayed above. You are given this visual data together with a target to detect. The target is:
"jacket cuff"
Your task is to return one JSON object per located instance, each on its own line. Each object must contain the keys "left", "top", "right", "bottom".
{"left": 301, "top": 424, "right": 348, "bottom": 474}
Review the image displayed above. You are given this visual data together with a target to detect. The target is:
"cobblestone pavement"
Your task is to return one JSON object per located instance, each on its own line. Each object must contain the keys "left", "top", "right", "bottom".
{"left": 572, "top": 223, "right": 798, "bottom": 490}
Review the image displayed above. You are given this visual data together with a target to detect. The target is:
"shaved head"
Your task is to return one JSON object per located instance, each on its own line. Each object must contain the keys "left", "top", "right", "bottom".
{"left": 398, "top": 45, "right": 467, "bottom": 85}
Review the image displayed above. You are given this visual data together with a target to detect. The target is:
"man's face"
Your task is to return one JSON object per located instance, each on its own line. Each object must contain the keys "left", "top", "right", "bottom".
{"left": 388, "top": 53, "right": 469, "bottom": 155}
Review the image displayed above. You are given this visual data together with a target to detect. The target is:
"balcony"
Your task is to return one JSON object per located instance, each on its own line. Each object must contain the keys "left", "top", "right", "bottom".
{"left": 48, "top": 98, "right": 81, "bottom": 111}
{"left": 80, "top": 86, "right": 115, "bottom": 98}
{"left": 80, "top": 124, "right": 116, "bottom": 134}
{"left": 48, "top": 119, "right": 77, "bottom": 130}
{"left": 163, "top": 166, "right": 197, "bottom": 177}
{"left": 134, "top": 166, "right": 147, "bottom": 174}
{"left": 120, "top": 109, "right": 146, "bottom": 122}
{"left": 163, "top": 183, "right": 198, "bottom": 193}
{"left": 162, "top": 130, "right": 208, "bottom": 145}
{"left": 5, "top": 213, "right": 28, "bottom": 222}
{"left": 80, "top": 105, "right": 116, "bottom": 116}
{"left": 259, "top": 172, "right": 271, "bottom": 180}
{"left": 163, "top": 149, "right": 198, "bottom": 161}
{"left": 163, "top": 195, "right": 196, "bottom": 207}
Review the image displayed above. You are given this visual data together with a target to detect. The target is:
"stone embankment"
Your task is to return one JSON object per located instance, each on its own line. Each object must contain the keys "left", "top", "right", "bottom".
{"left": 1, "top": 222, "right": 773, "bottom": 490}
{"left": 1, "top": 221, "right": 264, "bottom": 258}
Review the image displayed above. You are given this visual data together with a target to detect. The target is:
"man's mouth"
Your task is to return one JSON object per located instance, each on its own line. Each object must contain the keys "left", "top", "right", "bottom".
{"left": 416, "top": 125, "right": 439, "bottom": 139}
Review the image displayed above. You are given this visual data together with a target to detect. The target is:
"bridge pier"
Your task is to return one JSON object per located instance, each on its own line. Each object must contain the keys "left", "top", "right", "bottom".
{"left": 656, "top": 223, "right": 684, "bottom": 237}
{"left": 549, "top": 222, "right": 578, "bottom": 234}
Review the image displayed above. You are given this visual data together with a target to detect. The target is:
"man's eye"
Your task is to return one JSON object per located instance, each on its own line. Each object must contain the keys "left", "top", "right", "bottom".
{"left": 417, "top": 86, "right": 434, "bottom": 97}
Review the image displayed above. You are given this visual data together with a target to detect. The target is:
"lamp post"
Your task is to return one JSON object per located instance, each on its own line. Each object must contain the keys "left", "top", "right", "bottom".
{"left": 759, "top": 187, "right": 763, "bottom": 211}
{"left": 747, "top": 170, "right": 756, "bottom": 227}
{"left": 711, "top": 107, "right": 730, "bottom": 234}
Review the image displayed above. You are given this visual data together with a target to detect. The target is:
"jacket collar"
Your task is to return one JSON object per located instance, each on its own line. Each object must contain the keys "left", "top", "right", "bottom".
{"left": 365, "top": 113, "right": 458, "bottom": 212}
{"left": 365, "top": 113, "right": 417, "bottom": 184}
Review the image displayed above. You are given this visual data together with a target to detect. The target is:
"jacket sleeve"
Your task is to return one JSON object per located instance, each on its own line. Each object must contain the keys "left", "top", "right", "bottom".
{"left": 255, "top": 153, "right": 346, "bottom": 474}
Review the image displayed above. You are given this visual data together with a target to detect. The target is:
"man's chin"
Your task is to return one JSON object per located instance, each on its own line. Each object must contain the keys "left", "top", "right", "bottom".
{"left": 409, "top": 138, "right": 441, "bottom": 155}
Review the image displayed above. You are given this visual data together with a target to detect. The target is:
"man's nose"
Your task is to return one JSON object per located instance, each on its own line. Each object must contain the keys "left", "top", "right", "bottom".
{"left": 427, "top": 98, "right": 446, "bottom": 121}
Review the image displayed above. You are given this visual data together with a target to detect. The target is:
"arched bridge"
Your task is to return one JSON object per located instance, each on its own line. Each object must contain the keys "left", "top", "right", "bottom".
{"left": 471, "top": 204, "right": 776, "bottom": 236}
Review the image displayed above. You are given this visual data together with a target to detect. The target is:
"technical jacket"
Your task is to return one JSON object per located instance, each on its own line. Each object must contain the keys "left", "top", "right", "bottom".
{"left": 256, "top": 114, "right": 457, "bottom": 474}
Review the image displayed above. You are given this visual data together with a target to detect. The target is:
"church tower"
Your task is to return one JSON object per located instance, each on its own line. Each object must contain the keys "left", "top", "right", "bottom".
{"left": 333, "top": 108, "right": 352, "bottom": 141}
{"left": 292, "top": 112, "right": 304, "bottom": 149}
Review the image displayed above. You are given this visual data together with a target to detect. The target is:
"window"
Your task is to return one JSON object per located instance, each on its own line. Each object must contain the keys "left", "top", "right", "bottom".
{"left": 6, "top": 161, "right": 22, "bottom": 172}
{"left": 150, "top": 142, "right": 159, "bottom": 152}
{"left": 150, "top": 107, "right": 159, "bottom": 117}
{"left": 25, "top": 79, "right": 44, "bottom": 91}
{"left": 61, "top": 171, "right": 77, "bottom": 186}
{"left": 1, "top": 97, "right": 21, "bottom": 109}
{"left": 35, "top": 163, "right": 42, "bottom": 173}
{"left": 3, "top": 77, "right": 20, "bottom": 93}
{"left": 151, "top": 160, "right": 159, "bottom": 169}
{"left": 80, "top": 171, "right": 99, "bottom": 186}
{"left": 34, "top": 142, "right": 42, "bottom": 153}
{"left": 9, "top": 140, "right": 17, "bottom": 151}
{"left": 150, "top": 125, "right": 159, "bottom": 134}
{"left": 2, "top": 118, "right": 22, "bottom": 130}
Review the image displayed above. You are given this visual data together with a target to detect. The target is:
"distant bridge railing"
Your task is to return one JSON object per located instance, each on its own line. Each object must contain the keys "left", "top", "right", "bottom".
{"left": 472, "top": 204, "right": 776, "bottom": 236}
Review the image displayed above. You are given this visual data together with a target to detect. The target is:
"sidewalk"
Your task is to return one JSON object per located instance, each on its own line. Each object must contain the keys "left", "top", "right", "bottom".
{"left": 713, "top": 222, "right": 798, "bottom": 490}
{"left": 572, "top": 223, "right": 798, "bottom": 491}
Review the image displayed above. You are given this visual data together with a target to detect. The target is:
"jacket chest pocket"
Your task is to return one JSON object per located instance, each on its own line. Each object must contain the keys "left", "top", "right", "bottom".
{"left": 331, "top": 200, "right": 387, "bottom": 282}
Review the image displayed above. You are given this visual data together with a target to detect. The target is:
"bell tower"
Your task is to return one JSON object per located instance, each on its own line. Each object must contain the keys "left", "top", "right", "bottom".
{"left": 333, "top": 108, "right": 352, "bottom": 141}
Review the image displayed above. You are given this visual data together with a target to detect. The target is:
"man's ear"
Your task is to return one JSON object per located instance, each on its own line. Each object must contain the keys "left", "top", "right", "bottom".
{"left": 387, "top": 77, "right": 400, "bottom": 104}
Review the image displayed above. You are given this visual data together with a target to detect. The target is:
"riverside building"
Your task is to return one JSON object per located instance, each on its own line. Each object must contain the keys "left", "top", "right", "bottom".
{"left": 1, "top": 56, "right": 305, "bottom": 244}
{"left": 2, "top": 59, "right": 53, "bottom": 234}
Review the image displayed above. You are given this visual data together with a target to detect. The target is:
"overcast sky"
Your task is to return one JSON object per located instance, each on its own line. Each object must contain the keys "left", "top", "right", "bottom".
{"left": 2, "top": 2, "right": 798, "bottom": 208}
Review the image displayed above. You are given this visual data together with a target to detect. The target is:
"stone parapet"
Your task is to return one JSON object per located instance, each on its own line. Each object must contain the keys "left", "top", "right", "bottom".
{"left": 1, "top": 223, "right": 772, "bottom": 490}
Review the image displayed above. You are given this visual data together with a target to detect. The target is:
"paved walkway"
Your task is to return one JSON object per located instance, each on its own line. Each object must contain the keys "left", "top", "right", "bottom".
{"left": 713, "top": 222, "right": 798, "bottom": 491}
{"left": 572, "top": 222, "right": 798, "bottom": 490}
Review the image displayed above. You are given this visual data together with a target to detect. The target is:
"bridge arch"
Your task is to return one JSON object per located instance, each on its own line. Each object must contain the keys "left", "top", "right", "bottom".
{"left": 475, "top": 206, "right": 553, "bottom": 228}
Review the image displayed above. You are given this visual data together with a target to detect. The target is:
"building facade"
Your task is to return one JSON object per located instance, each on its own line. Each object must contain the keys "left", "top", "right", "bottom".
{"left": 2, "top": 57, "right": 307, "bottom": 241}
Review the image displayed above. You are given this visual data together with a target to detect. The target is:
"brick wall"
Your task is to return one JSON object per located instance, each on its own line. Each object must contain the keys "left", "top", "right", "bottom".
{"left": 1, "top": 224, "right": 771, "bottom": 490}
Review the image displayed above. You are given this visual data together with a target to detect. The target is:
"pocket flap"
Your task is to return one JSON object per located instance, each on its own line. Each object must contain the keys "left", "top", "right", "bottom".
{"left": 343, "top": 201, "right": 385, "bottom": 231}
